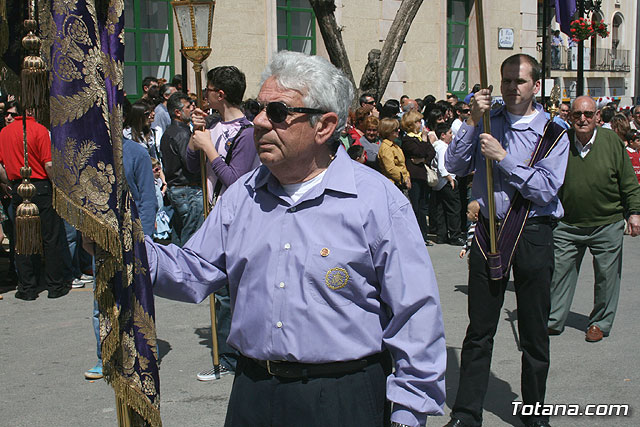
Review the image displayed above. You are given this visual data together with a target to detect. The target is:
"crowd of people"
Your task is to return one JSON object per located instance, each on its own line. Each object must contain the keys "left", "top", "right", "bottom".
{"left": 1, "top": 49, "right": 640, "bottom": 427}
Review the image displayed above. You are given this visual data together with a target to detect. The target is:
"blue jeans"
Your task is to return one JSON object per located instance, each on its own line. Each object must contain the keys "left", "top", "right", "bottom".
{"left": 215, "top": 285, "right": 238, "bottom": 371}
{"left": 167, "top": 186, "right": 204, "bottom": 247}
{"left": 91, "top": 257, "right": 101, "bottom": 363}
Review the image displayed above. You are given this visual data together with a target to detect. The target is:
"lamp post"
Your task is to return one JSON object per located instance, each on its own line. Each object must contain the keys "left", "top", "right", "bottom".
{"left": 171, "top": 0, "right": 222, "bottom": 379}
{"left": 576, "top": 0, "right": 603, "bottom": 96}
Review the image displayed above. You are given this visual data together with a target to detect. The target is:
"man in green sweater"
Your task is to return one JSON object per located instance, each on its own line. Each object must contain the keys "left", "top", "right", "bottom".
{"left": 548, "top": 96, "right": 640, "bottom": 342}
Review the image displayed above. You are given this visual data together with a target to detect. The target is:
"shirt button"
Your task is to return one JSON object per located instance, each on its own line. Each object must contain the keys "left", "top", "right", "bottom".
{"left": 279, "top": 282, "right": 285, "bottom": 288}
{"left": 276, "top": 321, "right": 283, "bottom": 328}
{"left": 284, "top": 243, "right": 291, "bottom": 250}
{"left": 290, "top": 207, "right": 296, "bottom": 212}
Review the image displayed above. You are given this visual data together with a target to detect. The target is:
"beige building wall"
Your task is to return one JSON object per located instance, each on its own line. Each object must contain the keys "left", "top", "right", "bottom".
{"left": 181, "top": 1, "right": 640, "bottom": 105}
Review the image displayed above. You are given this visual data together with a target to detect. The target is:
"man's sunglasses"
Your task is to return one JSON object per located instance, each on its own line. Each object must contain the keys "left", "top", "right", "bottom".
{"left": 363, "top": 100, "right": 376, "bottom": 105}
{"left": 4, "top": 112, "right": 17, "bottom": 118}
{"left": 571, "top": 110, "right": 596, "bottom": 119}
{"left": 461, "top": 109, "right": 470, "bottom": 113}
{"left": 255, "top": 101, "right": 327, "bottom": 123}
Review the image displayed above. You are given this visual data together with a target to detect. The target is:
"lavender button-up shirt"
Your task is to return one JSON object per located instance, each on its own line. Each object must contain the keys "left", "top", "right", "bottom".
{"left": 445, "top": 104, "right": 569, "bottom": 219}
{"left": 145, "top": 147, "right": 446, "bottom": 426}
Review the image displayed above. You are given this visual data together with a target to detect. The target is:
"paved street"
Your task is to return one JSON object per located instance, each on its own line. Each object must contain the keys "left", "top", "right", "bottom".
{"left": 1, "top": 236, "right": 639, "bottom": 426}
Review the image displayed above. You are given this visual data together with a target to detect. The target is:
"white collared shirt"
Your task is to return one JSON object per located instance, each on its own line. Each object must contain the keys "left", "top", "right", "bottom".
{"left": 575, "top": 128, "right": 597, "bottom": 158}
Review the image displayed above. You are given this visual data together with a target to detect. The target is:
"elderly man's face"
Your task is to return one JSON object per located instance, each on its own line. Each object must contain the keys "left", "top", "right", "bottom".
{"left": 253, "top": 76, "right": 323, "bottom": 170}
{"left": 559, "top": 103, "right": 570, "bottom": 120}
{"left": 570, "top": 97, "right": 598, "bottom": 141}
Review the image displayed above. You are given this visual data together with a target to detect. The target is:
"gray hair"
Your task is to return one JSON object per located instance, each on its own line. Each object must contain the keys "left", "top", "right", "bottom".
{"left": 261, "top": 51, "right": 354, "bottom": 139}
{"left": 167, "top": 92, "right": 190, "bottom": 120}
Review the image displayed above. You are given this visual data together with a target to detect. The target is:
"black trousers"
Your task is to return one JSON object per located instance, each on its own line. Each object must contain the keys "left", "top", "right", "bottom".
{"left": 408, "top": 179, "right": 430, "bottom": 241}
{"left": 10, "top": 180, "right": 68, "bottom": 295}
{"left": 225, "top": 355, "right": 391, "bottom": 427}
{"left": 430, "top": 182, "right": 461, "bottom": 242}
{"left": 451, "top": 221, "right": 553, "bottom": 426}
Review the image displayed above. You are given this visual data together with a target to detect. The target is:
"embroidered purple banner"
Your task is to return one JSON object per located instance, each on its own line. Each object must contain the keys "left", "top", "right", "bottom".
{"left": 48, "top": 0, "right": 160, "bottom": 425}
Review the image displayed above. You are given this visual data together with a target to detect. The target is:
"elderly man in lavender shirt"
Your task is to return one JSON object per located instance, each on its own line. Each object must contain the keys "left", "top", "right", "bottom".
{"left": 145, "top": 51, "right": 446, "bottom": 427}
{"left": 443, "top": 54, "right": 569, "bottom": 427}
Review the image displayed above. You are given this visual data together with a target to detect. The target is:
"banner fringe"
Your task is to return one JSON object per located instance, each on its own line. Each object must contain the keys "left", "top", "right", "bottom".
{"left": 53, "top": 186, "right": 122, "bottom": 263}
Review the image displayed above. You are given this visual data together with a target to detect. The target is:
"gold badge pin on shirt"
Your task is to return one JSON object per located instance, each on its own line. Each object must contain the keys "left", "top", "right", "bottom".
{"left": 320, "top": 248, "right": 330, "bottom": 257}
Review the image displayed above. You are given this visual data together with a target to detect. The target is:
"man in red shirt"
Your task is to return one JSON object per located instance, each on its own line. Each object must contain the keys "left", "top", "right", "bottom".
{"left": 0, "top": 107, "right": 70, "bottom": 300}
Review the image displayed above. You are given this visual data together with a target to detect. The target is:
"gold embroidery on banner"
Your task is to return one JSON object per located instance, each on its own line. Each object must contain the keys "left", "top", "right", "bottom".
{"left": 134, "top": 299, "right": 158, "bottom": 359}
{"left": 106, "top": 0, "right": 124, "bottom": 35}
{"left": 122, "top": 210, "right": 133, "bottom": 251}
{"left": 133, "top": 218, "right": 144, "bottom": 243}
{"left": 141, "top": 373, "right": 156, "bottom": 396}
{"left": 325, "top": 267, "right": 349, "bottom": 290}
{"left": 134, "top": 258, "right": 147, "bottom": 276}
{"left": 52, "top": 0, "right": 77, "bottom": 16}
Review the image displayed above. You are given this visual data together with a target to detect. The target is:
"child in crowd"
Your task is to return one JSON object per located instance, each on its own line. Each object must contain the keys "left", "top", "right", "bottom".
{"left": 459, "top": 200, "right": 480, "bottom": 259}
{"left": 347, "top": 144, "right": 366, "bottom": 164}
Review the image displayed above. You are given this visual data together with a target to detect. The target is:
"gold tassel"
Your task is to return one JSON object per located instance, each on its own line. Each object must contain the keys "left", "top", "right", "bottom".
{"left": 21, "top": 15, "right": 49, "bottom": 112}
{"left": 14, "top": 166, "right": 43, "bottom": 256}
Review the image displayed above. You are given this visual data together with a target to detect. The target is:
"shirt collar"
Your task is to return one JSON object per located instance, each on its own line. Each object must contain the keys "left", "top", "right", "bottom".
{"left": 248, "top": 145, "right": 358, "bottom": 198}
{"left": 575, "top": 128, "right": 597, "bottom": 150}
{"left": 495, "top": 102, "right": 547, "bottom": 135}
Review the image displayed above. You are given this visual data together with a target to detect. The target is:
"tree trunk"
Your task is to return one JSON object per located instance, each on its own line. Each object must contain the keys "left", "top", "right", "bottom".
{"left": 308, "top": 0, "right": 356, "bottom": 91}
{"left": 376, "top": 0, "right": 423, "bottom": 101}
{"left": 310, "top": 0, "right": 424, "bottom": 104}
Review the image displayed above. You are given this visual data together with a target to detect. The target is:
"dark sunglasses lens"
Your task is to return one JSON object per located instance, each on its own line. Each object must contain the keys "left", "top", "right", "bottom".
{"left": 5, "top": 112, "right": 16, "bottom": 117}
{"left": 266, "top": 102, "right": 288, "bottom": 123}
{"left": 572, "top": 111, "right": 595, "bottom": 119}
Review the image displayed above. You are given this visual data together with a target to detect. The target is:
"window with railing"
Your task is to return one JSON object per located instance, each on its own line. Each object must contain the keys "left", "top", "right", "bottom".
{"left": 124, "top": 0, "right": 175, "bottom": 100}
{"left": 276, "top": 0, "right": 316, "bottom": 54}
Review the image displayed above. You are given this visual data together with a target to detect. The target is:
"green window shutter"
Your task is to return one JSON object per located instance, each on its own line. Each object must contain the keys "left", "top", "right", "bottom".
{"left": 276, "top": 0, "right": 316, "bottom": 55}
{"left": 124, "top": 0, "right": 175, "bottom": 102}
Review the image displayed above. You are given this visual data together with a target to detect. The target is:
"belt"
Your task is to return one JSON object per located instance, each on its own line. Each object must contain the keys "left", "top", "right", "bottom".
{"left": 245, "top": 352, "right": 384, "bottom": 379}
{"left": 11, "top": 178, "right": 48, "bottom": 186}
{"left": 480, "top": 214, "right": 552, "bottom": 230}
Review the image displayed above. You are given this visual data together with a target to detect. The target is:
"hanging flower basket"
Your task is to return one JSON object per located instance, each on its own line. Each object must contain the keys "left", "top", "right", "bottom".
{"left": 570, "top": 17, "right": 609, "bottom": 42}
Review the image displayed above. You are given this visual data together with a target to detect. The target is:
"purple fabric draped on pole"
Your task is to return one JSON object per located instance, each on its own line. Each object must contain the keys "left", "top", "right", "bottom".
{"left": 555, "top": 0, "right": 577, "bottom": 36}
{"left": 475, "top": 122, "right": 566, "bottom": 279}
{"left": 48, "top": 1, "right": 160, "bottom": 425}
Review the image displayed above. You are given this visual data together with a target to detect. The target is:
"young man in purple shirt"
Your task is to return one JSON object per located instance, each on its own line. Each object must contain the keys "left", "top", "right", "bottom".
{"left": 443, "top": 54, "right": 569, "bottom": 427}
{"left": 145, "top": 51, "right": 446, "bottom": 427}
{"left": 186, "top": 66, "right": 260, "bottom": 381}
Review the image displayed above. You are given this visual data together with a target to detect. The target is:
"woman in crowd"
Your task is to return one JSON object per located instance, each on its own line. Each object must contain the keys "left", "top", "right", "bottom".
{"left": 425, "top": 108, "right": 446, "bottom": 143}
{"left": 377, "top": 117, "right": 410, "bottom": 192}
{"left": 611, "top": 113, "right": 631, "bottom": 145}
{"left": 347, "top": 105, "right": 373, "bottom": 142}
{"left": 400, "top": 110, "right": 436, "bottom": 245}
{"left": 358, "top": 115, "right": 382, "bottom": 170}
{"left": 123, "top": 100, "right": 159, "bottom": 159}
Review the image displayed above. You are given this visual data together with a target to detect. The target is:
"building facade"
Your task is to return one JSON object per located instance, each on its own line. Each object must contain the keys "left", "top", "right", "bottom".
{"left": 124, "top": 0, "right": 637, "bottom": 105}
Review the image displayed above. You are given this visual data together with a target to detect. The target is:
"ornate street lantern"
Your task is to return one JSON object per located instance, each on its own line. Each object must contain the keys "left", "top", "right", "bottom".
{"left": 171, "top": 0, "right": 215, "bottom": 67}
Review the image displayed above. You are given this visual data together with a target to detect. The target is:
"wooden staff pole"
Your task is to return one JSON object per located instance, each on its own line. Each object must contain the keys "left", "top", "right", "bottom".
{"left": 475, "top": 0, "right": 501, "bottom": 278}
{"left": 193, "top": 61, "right": 221, "bottom": 379}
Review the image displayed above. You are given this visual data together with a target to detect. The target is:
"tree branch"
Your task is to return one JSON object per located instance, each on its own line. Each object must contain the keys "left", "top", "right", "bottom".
{"left": 309, "top": 0, "right": 356, "bottom": 91}
{"left": 377, "top": 0, "right": 424, "bottom": 100}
